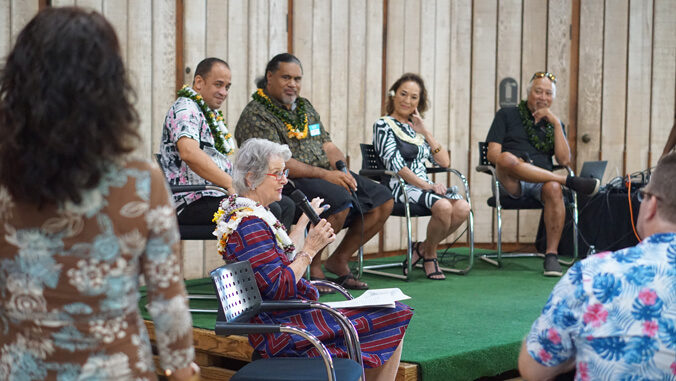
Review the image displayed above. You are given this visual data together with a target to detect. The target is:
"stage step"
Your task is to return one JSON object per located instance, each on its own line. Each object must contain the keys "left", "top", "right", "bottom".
{"left": 145, "top": 320, "right": 419, "bottom": 380}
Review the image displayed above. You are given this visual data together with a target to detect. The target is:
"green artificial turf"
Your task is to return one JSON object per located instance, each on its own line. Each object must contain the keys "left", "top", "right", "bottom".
{"left": 141, "top": 248, "right": 564, "bottom": 381}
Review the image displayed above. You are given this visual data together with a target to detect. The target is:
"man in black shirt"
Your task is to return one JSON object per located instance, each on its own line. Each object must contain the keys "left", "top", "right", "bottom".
{"left": 486, "top": 72, "right": 599, "bottom": 277}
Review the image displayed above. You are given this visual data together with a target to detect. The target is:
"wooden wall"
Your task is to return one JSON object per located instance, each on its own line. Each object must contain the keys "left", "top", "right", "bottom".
{"left": 1, "top": 0, "right": 675, "bottom": 279}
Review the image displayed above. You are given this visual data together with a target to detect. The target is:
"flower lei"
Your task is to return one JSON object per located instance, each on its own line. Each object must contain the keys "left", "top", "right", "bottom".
{"left": 177, "top": 85, "right": 234, "bottom": 155}
{"left": 212, "top": 194, "right": 296, "bottom": 260}
{"left": 518, "top": 100, "right": 555, "bottom": 153}
{"left": 252, "top": 88, "right": 309, "bottom": 139}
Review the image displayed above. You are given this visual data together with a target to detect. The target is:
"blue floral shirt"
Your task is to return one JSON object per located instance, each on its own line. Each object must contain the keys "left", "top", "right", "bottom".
{"left": 525, "top": 233, "right": 676, "bottom": 380}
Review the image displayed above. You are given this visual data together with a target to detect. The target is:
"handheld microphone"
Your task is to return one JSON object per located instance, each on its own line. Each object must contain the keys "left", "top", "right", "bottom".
{"left": 290, "top": 189, "right": 321, "bottom": 225}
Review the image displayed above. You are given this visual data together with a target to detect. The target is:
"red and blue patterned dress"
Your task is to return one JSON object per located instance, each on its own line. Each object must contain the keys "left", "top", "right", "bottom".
{"left": 222, "top": 215, "right": 414, "bottom": 368}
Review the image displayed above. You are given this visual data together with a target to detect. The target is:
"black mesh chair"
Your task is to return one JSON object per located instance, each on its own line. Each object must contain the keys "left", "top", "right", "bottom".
{"left": 357, "top": 143, "right": 475, "bottom": 281}
{"left": 211, "top": 261, "right": 363, "bottom": 381}
{"left": 475, "top": 141, "right": 578, "bottom": 267}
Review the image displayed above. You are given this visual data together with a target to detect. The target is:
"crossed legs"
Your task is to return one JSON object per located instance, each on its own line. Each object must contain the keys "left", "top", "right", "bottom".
{"left": 495, "top": 151, "right": 565, "bottom": 255}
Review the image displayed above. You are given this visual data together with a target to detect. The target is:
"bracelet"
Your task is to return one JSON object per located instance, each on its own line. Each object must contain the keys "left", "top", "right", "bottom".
{"left": 433, "top": 145, "right": 442, "bottom": 154}
{"left": 295, "top": 251, "right": 313, "bottom": 263}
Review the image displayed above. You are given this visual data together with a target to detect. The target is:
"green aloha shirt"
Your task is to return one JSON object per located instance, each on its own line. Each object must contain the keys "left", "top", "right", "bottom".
{"left": 235, "top": 89, "right": 332, "bottom": 169}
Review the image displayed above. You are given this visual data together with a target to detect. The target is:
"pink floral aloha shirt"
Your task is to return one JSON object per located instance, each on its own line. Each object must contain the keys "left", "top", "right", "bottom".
{"left": 159, "top": 91, "right": 234, "bottom": 213}
{"left": 525, "top": 233, "right": 676, "bottom": 380}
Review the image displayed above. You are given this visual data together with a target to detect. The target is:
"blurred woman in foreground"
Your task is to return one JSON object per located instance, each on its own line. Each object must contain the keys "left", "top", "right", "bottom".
{"left": 0, "top": 7, "right": 197, "bottom": 380}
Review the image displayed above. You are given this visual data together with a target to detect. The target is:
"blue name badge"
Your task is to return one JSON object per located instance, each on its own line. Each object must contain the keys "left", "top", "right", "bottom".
{"left": 309, "top": 123, "right": 321, "bottom": 137}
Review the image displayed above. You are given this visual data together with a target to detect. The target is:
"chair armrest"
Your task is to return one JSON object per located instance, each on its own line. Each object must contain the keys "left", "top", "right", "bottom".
{"left": 475, "top": 164, "right": 497, "bottom": 177}
{"left": 215, "top": 322, "right": 282, "bottom": 336}
{"left": 358, "top": 168, "right": 398, "bottom": 179}
{"left": 170, "top": 184, "right": 228, "bottom": 196}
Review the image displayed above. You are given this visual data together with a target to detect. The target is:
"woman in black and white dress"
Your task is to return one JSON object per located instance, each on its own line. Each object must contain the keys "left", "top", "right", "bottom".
{"left": 372, "top": 73, "right": 470, "bottom": 280}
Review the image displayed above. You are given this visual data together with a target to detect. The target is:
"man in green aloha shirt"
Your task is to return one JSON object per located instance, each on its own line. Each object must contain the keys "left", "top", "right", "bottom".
{"left": 235, "top": 53, "right": 394, "bottom": 290}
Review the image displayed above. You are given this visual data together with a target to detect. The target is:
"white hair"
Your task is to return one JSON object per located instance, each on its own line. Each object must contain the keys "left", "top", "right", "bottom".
{"left": 526, "top": 78, "right": 557, "bottom": 99}
{"left": 233, "top": 138, "right": 292, "bottom": 194}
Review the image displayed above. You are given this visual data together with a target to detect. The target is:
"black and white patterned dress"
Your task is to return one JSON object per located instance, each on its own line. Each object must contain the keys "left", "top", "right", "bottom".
{"left": 372, "top": 116, "right": 462, "bottom": 209}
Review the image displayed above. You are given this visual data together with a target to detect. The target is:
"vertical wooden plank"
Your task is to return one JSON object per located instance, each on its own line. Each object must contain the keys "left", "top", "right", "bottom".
{"left": 268, "top": 0, "right": 288, "bottom": 58}
{"left": 521, "top": 0, "right": 547, "bottom": 97}
{"left": 102, "top": 0, "right": 128, "bottom": 64}
{"left": 51, "top": 0, "right": 75, "bottom": 6}
{"left": 624, "top": 0, "right": 652, "bottom": 175}
{"left": 292, "top": 0, "right": 313, "bottom": 101}
{"left": 75, "top": 0, "right": 102, "bottom": 12}
{"left": 385, "top": 0, "right": 405, "bottom": 90}
{"left": 449, "top": 0, "right": 472, "bottom": 244}
{"left": 547, "top": 0, "right": 572, "bottom": 130}
{"left": 470, "top": 0, "right": 498, "bottom": 244}
{"left": 329, "top": 0, "right": 348, "bottom": 151}
{"left": 382, "top": 0, "right": 405, "bottom": 252}
{"left": 496, "top": 0, "right": 522, "bottom": 244}
{"left": 10, "top": 0, "right": 39, "bottom": 42}
{"left": 600, "top": 0, "right": 628, "bottom": 181}
{"left": 0, "top": 0, "right": 11, "bottom": 63}
{"left": 310, "top": 0, "right": 331, "bottom": 127}
{"left": 226, "top": 1, "right": 248, "bottom": 132}
{"left": 649, "top": 0, "right": 676, "bottom": 168}
{"left": 346, "top": 0, "right": 366, "bottom": 168}
{"left": 576, "top": 0, "right": 603, "bottom": 167}
{"left": 151, "top": 0, "right": 176, "bottom": 159}
{"left": 183, "top": 0, "right": 206, "bottom": 87}
{"left": 362, "top": 0, "right": 384, "bottom": 254}
{"left": 127, "top": 0, "right": 152, "bottom": 157}
{"left": 402, "top": 0, "right": 420, "bottom": 73}
{"left": 248, "top": 0, "right": 269, "bottom": 97}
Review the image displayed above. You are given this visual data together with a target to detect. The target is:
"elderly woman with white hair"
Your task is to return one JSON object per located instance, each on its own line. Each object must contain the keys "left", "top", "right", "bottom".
{"left": 214, "top": 138, "right": 414, "bottom": 381}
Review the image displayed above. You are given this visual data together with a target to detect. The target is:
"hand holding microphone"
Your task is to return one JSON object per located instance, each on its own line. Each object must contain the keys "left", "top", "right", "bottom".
{"left": 290, "top": 189, "right": 322, "bottom": 225}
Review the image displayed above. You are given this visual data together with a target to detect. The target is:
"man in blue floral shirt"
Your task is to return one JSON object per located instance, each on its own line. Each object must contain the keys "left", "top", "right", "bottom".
{"left": 160, "top": 57, "right": 293, "bottom": 228}
{"left": 519, "top": 152, "right": 676, "bottom": 380}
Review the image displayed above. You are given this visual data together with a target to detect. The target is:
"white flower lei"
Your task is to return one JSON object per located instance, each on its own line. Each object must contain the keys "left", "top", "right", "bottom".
{"left": 213, "top": 195, "right": 297, "bottom": 260}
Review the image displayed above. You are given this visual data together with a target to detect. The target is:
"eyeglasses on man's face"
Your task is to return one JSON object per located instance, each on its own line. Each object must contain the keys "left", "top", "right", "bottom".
{"left": 266, "top": 169, "right": 289, "bottom": 181}
{"left": 531, "top": 71, "right": 557, "bottom": 84}
{"left": 637, "top": 187, "right": 659, "bottom": 202}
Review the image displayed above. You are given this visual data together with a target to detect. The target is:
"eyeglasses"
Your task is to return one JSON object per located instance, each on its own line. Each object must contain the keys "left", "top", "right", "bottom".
{"left": 531, "top": 71, "right": 557, "bottom": 84}
{"left": 266, "top": 169, "right": 289, "bottom": 181}
{"left": 637, "top": 187, "right": 659, "bottom": 202}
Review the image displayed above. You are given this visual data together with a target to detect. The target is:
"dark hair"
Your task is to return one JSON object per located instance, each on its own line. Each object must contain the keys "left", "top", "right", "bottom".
{"left": 385, "top": 73, "right": 429, "bottom": 118}
{"left": 0, "top": 7, "right": 140, "bottom": 206}
{"left": 255, "top": 53, "right": 303, "bottom": 89}
{"left": 193, "top": 57, "right": 230, "bottom": 85}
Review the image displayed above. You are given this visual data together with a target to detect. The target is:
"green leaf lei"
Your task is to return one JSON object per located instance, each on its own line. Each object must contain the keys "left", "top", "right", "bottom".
{"left": 517, "top": 100, "right": 554, "bottom": 153}
{"left": 252, "top": 88, "right": 309, "bottom": 139}
{"left": 177, "top": 85, "right": 233, "bottom": 155}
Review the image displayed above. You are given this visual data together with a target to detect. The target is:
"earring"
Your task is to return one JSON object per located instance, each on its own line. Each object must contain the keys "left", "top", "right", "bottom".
{"left": 388, "top": 90, "right": 395, "bottom": 97}
{"left": 251, "top": 185, "right": 256, "bottom": 190}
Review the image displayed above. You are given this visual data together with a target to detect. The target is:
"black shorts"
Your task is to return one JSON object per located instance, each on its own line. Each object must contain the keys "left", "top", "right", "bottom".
{"left": 283, "top": 170, "right": 393, "bottom": 228}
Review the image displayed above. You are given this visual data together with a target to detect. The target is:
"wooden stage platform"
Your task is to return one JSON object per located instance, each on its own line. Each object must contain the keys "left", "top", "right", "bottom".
{"left": 145, "top": 320, "right": 419, "bottom": 381}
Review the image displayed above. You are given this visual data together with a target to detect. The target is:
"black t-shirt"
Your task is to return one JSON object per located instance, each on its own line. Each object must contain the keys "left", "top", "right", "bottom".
{"left": 485, "top": 106, "right": 564, "bottom": 171}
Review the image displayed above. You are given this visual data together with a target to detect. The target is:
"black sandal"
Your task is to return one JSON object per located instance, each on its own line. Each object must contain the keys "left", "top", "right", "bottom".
{"left": 402, "top": 242, "right": 424, "bottom": 276}
{"left": 423, "top": 258, "right": 445, "bottom": 280}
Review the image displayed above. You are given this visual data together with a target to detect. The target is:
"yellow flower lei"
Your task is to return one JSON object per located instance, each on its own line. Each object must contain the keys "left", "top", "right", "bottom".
{"left": 253, "top": 88, "right": 309, "bottom": 139}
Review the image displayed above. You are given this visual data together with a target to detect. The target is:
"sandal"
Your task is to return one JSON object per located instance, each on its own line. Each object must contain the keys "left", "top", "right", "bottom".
{"left": 423, "top": 258, "right": 445, "bottom": 280}
{"left": 331, "top": 273, "right": 369, "bottom": 290}
{"left": 402, "top": 242, "right": 424, "bottom": 276}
